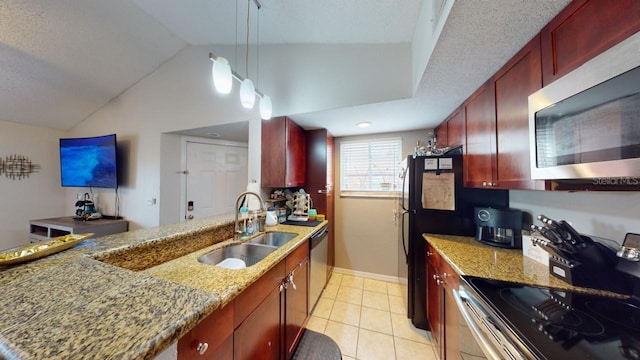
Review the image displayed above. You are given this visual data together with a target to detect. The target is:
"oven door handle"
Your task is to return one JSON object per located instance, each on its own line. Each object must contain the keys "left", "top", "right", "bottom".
{"left": 453, "top": 289, "right": 502, "bottom": 360}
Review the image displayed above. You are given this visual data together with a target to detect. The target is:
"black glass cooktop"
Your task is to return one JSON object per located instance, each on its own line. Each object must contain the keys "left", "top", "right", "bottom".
{"left": 466, "top": 277, "right": 640, "bottom": 360}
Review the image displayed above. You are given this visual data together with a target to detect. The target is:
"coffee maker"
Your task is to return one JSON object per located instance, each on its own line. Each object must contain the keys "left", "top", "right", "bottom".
{"left": 474, "top": 207, "right": 523, "bottom": 248}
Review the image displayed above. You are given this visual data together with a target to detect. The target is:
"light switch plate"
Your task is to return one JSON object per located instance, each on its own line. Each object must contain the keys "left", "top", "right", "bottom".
{"left": 522, "top": 234, "right": 549, "bottom": 266}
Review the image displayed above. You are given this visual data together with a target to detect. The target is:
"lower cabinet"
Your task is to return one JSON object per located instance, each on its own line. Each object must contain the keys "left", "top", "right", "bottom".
{"left": 178, "top": 240, "right": 310, "bottom": 360}
{"left": 426, "top": 243, "right": 460, "bottom": 360}
{"left": 234, "top": 286, "right": 282, "bottom": 360}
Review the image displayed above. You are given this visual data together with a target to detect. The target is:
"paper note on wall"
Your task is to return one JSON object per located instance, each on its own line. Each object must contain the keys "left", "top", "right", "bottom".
{"left": 422, "top": 173, "right": 455, "bottom": 210}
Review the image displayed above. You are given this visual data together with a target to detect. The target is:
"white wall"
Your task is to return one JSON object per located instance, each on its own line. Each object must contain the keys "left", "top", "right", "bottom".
{"left": 334, "top": 130, "right": 428, "bottom": 277}
{"left": 510, "top": 190, "right": 640, "bottom": 245}
{"left": 0, "top": 120, "right": 67, "bottom": 250}
{"left": 68, "top": 42, "right": 414, "bottom": 230}
{"left": 412, "top": 0, "right": 454, "bottom": 94}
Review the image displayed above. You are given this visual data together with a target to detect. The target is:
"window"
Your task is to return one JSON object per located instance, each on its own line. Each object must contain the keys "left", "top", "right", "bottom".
{"left": 340, "top": 138, "right": 402, "bottom": 196}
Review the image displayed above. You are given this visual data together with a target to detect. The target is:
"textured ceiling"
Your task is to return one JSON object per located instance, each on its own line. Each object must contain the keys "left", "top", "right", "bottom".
{"left": 0, "top": 0, "right": 571, "bottom": 138}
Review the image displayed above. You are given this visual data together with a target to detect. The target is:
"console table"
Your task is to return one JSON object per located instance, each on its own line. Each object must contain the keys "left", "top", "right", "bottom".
{"left": 29, "top": 217, "right": 129, "bottom": 242}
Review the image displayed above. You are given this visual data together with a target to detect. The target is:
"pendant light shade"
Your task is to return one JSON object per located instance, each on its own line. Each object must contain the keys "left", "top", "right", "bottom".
{"left": 212, "top": 57, "right": 233, "bottom": 94}
{"left": 240, "top": 79, "right": 256, "bottom": 108}
{"left": 260, "top": 95, "right": 272, "bottom": 120}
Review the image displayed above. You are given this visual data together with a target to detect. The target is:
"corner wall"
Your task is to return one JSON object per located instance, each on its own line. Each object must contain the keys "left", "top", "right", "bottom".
{"left": 0, "top": 120, "right": 67, "bottom": 249}
{"left": 334, "top": 130, "right": 428, "bottom": 277}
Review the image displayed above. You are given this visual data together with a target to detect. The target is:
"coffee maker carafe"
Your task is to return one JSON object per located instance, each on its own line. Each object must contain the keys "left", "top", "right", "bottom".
{"left": 474, "top": 207, "right": 523, "bottom": 248}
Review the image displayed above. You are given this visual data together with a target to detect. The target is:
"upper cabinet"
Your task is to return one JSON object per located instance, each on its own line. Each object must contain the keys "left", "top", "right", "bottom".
{"left": 435, "top": 107, "right": 464, "bottom": 148}
{"left": 261, "top": 117, "right": 306, "bottom": 188}
{"left": 541, "top": 0, "right": 640, "bottom": 86}
{"left": 441, "top": 0, "right": 640, "bottom": 190}
{"left": 463, "top": 81, "right": 496, "bottom": 188}
{"left": 493, "top": 35, "right": 545, "bottom": 190}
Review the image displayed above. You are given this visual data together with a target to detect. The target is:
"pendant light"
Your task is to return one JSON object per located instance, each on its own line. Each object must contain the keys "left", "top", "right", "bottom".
{"left": 209, "top": 0, "right": 272, "bottom": 114}
{"left": 260, "top": 94, "right": 272, "bottom": 119}
{"left": 240, "top": 78, "right": 255, "bottom": 108}
{"left": 211, "top": 56, "right": 233, "bottom": 94}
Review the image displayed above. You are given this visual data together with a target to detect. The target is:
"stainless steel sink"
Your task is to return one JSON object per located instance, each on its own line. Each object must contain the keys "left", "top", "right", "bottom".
{"left": 247, "top": 232, "right": 297, "bottom": 248}
{"left": 198, "top": 243, "right": 277, "bottom": 268}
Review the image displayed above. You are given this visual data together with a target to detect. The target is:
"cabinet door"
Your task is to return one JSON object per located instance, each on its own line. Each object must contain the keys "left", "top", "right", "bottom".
{"left": 541, "top": 0, "right": 640, "bottom": 86}
{"left": 285, "top": 118, "right": 306, "bottom": 187}
{"left": 234, "top": 285, "right": 282, "bottom": 360}
{"left": 305, "top": 129, "right": 335, "bottom": 275}
{"left": 284, "top": 256, "right": 309, "bottom": 360}
{"left": 446, "top": 107, "right": 464, "bottom": 148}
{"left": 178, "top": 304, "right": 234, "bottom": 360}
{"left": 494, "top": 35, "right": 544, "bottom": 190}
{"left": 464, "top": 81, "right": 497, "bottom": 188}
{"left": 426, "top": 259, "right": 443, "bottom": 359}
{"left": 262, "top": 117, "right": 287, "bottom": 187}
{"left": 434, "top": 124, "right": 448, "bottom": 147}
{"left": 440, "top": 262, "right": 460, "bottom": 360}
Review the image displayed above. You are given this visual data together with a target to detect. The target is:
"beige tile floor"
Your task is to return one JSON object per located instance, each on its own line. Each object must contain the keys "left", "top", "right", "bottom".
{"left": 306, "top": 273, "right": 439, "bottom": 360}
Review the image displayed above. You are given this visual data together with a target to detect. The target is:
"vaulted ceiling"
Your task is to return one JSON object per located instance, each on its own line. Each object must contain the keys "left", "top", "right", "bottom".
{"left": 0, "top": 0, "right": 570, "bottom": 137}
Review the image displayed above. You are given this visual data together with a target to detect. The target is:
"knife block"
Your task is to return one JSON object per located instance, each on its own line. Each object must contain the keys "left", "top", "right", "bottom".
{"left": 549, "top": 242, "right": 632, "bottom": 294}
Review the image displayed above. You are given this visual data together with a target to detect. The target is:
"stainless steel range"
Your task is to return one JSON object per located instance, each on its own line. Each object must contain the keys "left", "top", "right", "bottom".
{"left": 453, "top": 222, "right": 640, "bottom": 360}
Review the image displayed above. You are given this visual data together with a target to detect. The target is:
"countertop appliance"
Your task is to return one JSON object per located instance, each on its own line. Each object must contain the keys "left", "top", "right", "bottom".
{"left": 528, "top": 31, "right": 640, "bottom": 180}
{"left": 309, "top": 225, "right": 329, "bottom": 311}
{"left": 474, "top": 207, "right": 523, "bottom": 249}
{"left": 455, "top": 275, "right": 640, "bottom": 360}
{"left": 397, "top": 147, "right": 509, "bottom": 329}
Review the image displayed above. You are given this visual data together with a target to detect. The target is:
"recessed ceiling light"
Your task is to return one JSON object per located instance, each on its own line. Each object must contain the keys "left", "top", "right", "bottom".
{"left": 357, "top": 122, "right": 371, "bottom": 128}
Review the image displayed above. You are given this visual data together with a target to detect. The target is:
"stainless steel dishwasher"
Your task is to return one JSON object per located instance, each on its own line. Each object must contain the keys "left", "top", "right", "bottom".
{"left": 309, "top": 225, "right": 329, "bottom": 311}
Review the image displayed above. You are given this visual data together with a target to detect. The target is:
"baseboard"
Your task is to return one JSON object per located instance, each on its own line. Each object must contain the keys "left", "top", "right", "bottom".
{"left": 332, "top": 267, "right": 406, "bottom": 284}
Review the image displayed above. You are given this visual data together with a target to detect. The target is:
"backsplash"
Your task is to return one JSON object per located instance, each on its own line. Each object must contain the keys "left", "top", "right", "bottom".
{"left": 510, "top": 190, "right": 640, "bottom": 246}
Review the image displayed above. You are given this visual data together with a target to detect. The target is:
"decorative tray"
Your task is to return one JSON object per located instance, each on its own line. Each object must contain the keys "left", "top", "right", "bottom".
{"left": 0, "top": 233, "right": 94, "bottom": 266}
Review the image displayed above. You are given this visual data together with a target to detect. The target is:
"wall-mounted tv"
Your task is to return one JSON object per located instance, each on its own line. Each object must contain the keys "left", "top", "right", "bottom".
{"left": 60, "top": 134, "right": 118, "bottom": 188}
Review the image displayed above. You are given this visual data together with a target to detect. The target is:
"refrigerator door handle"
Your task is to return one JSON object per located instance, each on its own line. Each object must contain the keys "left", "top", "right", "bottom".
{"left": 401, "top": 209, "right": 409, "bottom": 264}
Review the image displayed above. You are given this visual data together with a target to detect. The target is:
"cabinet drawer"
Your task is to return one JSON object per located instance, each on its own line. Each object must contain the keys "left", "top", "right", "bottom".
{"left": 234, "top": 260, "right": 286, "bottom": 327}
{"left": 178, "top": 303, "right": 234, "bottom": 359}
{"left": 286, "top": 240, "right": 309, "bottom": 274}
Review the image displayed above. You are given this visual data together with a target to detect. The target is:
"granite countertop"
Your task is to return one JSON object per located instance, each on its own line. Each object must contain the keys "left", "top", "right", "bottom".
{"left": 423, "top": 233, "right": 626, "bottom": 297}
{"left": 0, "top": 214, "right": 326, "bottom": 359}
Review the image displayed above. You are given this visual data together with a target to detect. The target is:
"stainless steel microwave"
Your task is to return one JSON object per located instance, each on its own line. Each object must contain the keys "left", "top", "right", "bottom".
{"left": 529, "top": 31, "right": 640, "bottom": 180}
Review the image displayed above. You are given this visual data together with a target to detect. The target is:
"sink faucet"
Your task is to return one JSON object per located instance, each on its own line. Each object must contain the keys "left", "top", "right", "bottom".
{"left": 234, "top": 191, "right": 267, "bottom": 239}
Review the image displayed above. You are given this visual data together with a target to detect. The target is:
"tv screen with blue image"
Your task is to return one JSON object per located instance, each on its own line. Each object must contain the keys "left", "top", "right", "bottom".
{"left": 60, "top": 134, "right": 118, "bottom": 188}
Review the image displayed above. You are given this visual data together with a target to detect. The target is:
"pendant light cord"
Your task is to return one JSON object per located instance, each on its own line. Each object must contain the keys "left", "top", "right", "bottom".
{"left": 246, "top": 0, "right": 250, "bottom": 78}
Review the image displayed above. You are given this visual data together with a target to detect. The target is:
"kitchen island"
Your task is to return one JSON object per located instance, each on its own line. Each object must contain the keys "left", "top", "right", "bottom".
{"left": 0, "top": 214, "right": 325, "bottom": 359}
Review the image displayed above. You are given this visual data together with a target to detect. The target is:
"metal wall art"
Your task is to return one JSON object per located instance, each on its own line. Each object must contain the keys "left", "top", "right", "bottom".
{"left": 0, "top": 155, "right": 40, "bottom": 180}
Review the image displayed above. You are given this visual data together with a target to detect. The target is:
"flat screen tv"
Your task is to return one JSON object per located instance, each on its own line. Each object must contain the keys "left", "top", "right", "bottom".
{"left": 60, "top": 134, "right": 118, "bottom": 188}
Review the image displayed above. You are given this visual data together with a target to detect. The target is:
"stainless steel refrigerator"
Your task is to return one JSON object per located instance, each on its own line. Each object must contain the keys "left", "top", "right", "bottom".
{"left": 397, "top": 148, "right": 509, "bottom": 329}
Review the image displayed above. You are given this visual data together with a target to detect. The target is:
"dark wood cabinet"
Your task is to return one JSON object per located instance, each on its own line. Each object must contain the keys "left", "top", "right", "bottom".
{"left": 426, "top": 243, "right": 460, "bottom": 360}
{"left": 434, "top": 108, "right": 464, "bottom": 149}
{"left": 463, "top": 81, "right": 497, "bottom": 188}
{"left": 234, "top": 286, "right": 282, "bottom": 360}
{"left": 284, "top": 241, "right": 310, "bottom": 360}
{"left": 426, "top": 254, "right": 443, "bottom": 359}
{"left": 262, "top": 117, "right": 306, "bottom": 188}
{"left": 434, "top": 124, "right": 447, "bottom": 147}
{"left": 305, "top": 129, "right": 335, "bottom": 275}
{"left": 541, "top": 0, "right": 640, "bottom": 86}
{"left": 494, "top": 35, "right": 546, "bottom": 190}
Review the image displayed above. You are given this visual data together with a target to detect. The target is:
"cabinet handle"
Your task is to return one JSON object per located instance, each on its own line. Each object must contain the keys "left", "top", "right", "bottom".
{"left": 432, "top": 274, "right": 440, "bottom": 280}
{"left": 436, "top": 279, "right": 443, "bottom": 286}
{"left": 318, "top": 190, "right": 329, "bottom": 194}
{"left": 288, "top": 273, "right": 297, "bottom": 290}
{"left": 442, "top": 272, "right": 451, "bottom": 279}
{"left": 196, "top": 342, "right": 209, "bottom": 355}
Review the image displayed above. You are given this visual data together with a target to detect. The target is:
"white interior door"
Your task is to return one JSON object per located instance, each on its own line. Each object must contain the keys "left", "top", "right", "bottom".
{"left": 185, "top": 141, "right": 248, "bottom": 220}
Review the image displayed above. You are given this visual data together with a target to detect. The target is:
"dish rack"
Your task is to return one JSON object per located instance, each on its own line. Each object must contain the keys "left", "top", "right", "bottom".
{"left": 288, "top": 192, "right": 311, "bottom": 222}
